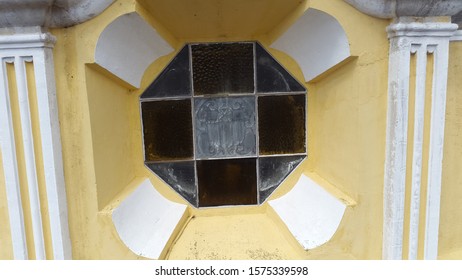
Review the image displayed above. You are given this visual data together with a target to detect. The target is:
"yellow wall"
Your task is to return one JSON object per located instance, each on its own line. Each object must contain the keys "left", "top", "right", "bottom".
{"left": 301, "top": 0, "right": 389, "bottom": 259}
{"left": 50, "top": 0, "right": 140, "bottom": 259}
{"left": 0, "top": 149, "right": 13, "bottom": 259}
{"left": 439, "top": 42, "right": 462, "bottom": 259}
{"left": 2, "top": 0, "right": 462, "bottom": 260}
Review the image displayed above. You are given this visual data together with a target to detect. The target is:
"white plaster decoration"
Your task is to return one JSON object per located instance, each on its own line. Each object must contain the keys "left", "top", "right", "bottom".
{"left": 14, "top": 55, "right": 46, "bottom": 260}
{"left": 407, "top": 44, "right": 427, "bottom": 260}
{"left": 0, "top": 57, "right": 27, "bottom": 260}
{"left": 384, "top": 19, "right": 457, "bottom": 260}
{"left": 32, "top": 38, "right": 72, "bottom": 261}
{"left": 0, "top": 27, "right": 72, "bottom": 259}
{"left": 112, "top": 179, "right": 187, "bottom": 259}
{"left": 0, "top": 0, "right": 115, "bottom": 28}
{"left": 344, "top": 0, "right": 462, "bottom": 19}
{"left": 95, "top": 12, "right": 173, "bottom": 89}
{"left": 49, "top": 0, "right": 115, "bottom": 28}
{"left": 271, "top": 8, "right": 351, "bottom": 82}
{"left": 268, "top": 175, "right": 347, "bottom": 250}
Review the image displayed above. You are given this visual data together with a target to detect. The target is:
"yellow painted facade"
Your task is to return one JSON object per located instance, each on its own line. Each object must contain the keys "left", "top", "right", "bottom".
{"left": 1, "top": 0, "right": 461, "bottom": 260}
{"left": 439, "top": 42, "right": 462, "bottom": 259}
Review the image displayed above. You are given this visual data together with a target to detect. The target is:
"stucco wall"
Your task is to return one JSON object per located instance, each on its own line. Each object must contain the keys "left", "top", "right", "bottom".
{"left": 439, "top": 41, "right": 462, "bottom": 259}
{"left": 2, "top": 0, "right": 462, "bottom": 260}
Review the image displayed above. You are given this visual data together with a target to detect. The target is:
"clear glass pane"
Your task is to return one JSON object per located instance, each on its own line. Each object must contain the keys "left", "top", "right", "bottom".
{"left": 140, "top": 45, "right": 191, "bottom": 99}
{"left": 192, "top": 43, "right": 254, "bottom": 95}
{"left": 147, "top": 161, "right": 197, "bottom": 207}
{"left": 197, "top": 158, "right": 257, "bottom": 207}
{"left": 256, "top": 43, "right": 305, "bottom": 93}
{"left": 258, "top": 94, "right": 306, "bottom": 155}
{"left": 258, "top": 155, "right": 305, "bottom": 203}
{"left": 141, "top": 100, "right": 193, "bottom": 161}
{"left": 195, "top": 96, "right": 256, "bottom": 159}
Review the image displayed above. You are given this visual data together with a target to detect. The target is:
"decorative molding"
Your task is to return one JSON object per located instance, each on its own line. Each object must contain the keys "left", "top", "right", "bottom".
{"left": 0, "top": 0, "right": 115, "bottom": 28}
{"left": 112, "top": 179, "right": 187, "bottom": 259}
{"left": 14, "top": 55, "right": 46, "bottom": 260}
{"left": 0, "top": 29, "right": 72, "bottom": 259}
{"left": 344, "top": 0, "right": 462, "bottom": 19}
{"left": 383, "top": 19, "right": 457, "bottom": 260}
{"left": 271, "top": 8, "right": 351, "bottom": 82}
{"left": 0, "top": 58, "right": 28, "bottom": 260}
{"left": 388, "top": 21, "right": 460, "bottom": 38}
{"left": 268, "top": 174, "right": 347, "bottom": 250}
{"left": 49, "top": 0, "right": 115, "bottom": 28}
{"left": 95, "top": 12, "right": 173, "bottom": 89}
{"left": 0, "top": 29, "right": 56, "bottom": 49}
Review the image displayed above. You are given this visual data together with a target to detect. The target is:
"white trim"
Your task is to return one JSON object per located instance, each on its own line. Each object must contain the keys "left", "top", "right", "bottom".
{"left": 268, "top": 175, "right": 347, "bottom": 250}
{"left": 14, "top": 55, "right": 46, "bottom": 260}
{"left": 344, "top": 0, "right": 462, "bottom": 19}
{"left": 271, "top": 8, "right": 351, "bottom": 82}
{"left": 388, "top": 22, "right": 459, "bottom": 39}
{"left": 0, "top": 58, "right": 28, "bottom": 260}
{"left": 384, "top": 20, "right": 457, "bottom": 260}
{"left": 32, "top": 48, "right": 72, "bottom": 260}
{"left": 383, "top": 34, "right": 411, "bottom": 260}
{"left": 112, "top": 179, "right": 187, "bottom": 259}
{"left": 95, "top": 12, "right": 173, "bottom": 88}
{"left": 49, "top": 0, "right": 115, "bottom": 28}
{"left": 0, "top": 30, "right": 72, "bottom": 259}
{"left": 0, "top": 1, "right": 114, "bottom": 28}
{"left": 0, "top": 32, "right": 56, "bottom": 50}
{"left": 408, "top": 44, "right": 427, "bottom": 260}
{"left": 424, "top": 41, "right": 450, "bottom": 259}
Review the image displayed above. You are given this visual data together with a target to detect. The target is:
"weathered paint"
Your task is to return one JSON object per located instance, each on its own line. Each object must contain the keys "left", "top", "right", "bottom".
{"left": 1, "top": 0, "right": 462, "bottom": 260}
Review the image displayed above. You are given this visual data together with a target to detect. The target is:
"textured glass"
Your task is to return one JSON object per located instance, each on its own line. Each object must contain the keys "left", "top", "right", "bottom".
{"left": 141, "top": 100, "right": 193, "bottom": 161}
{"left": 140, "top": 42, "right": 308, "bottom": 208}
{"left": 258, "top": 155, "right": 305, "bottom": 204}
{"left": 258, "top": 95, "right": 306, "bottom": 155}
{"left": 197, "top": 158, "right": 257, "bottom": 207}
{"left": 147, "top": 161, "right": 197, "bottom": 206}
{"left": 256, "top": 43, "right": 305, "bottom": 93}
{"left": 195, "top": 97, "right": 256, "bottom": 159}
{"left": 140, "top": 46, "right": 191, "bottom": 99}
{"left": 192, "top": 43, "right": 254, "bottom": 95}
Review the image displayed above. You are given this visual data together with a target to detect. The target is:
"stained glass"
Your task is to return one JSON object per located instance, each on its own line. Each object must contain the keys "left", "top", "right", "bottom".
{"left": 141, "top": 46, "right": 191, "bottom": 99}
{"left": 256, "top": 43, "right": 305, "bottom": 93}
{"left": 195, "top": 96, "right": 256, "bottom": 159}
{"left": 197, "top": 158, "right": 257, "bottom": 207}
{"left": 141, "top": 100, "right": 193, "bottom": 161}
{"left": 192, "top": 43, "right": 254, "bottom": 95}
{"left": 147, "top": 161, "right": 197, "bottom": 206}
{"left": 258, "top": 94, "right": 306, "bottom": 155}
{"left": 258, "top": 155, "right": 305, "bottom": 203}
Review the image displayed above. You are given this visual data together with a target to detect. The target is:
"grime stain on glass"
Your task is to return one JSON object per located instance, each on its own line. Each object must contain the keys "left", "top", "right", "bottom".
{"left": 140, "top": 42, "right": 307, "bottom": 207}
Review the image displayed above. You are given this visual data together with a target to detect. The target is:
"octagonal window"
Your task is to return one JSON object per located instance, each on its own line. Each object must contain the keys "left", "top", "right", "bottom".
{"left": 140, "top": 42, "right": 306, "bottom": 207}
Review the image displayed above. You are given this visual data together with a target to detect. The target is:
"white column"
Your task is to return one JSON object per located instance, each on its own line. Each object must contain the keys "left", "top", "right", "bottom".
{"left": 0, "top": 57, "right": 28, "bottom": 260}
{"left": 0, "top": 27, "right": 72, "bottom": 259}
{"left": 384, "top": 19, "right": 458, "bottom": 260}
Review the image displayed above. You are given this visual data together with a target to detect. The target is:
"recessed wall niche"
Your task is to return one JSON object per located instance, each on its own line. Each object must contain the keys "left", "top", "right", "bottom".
{"left": 140, "top": 42, "right": 307, "bottom": 207}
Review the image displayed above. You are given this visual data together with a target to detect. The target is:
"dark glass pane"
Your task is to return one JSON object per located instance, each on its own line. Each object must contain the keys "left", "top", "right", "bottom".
{"left": 140, "top": 46, "right": 191, "bottom": 99}
{"left": 141, "top": 100, "right": 193, "bottom": 161}
{"left": 258, "top": 155, "right": 305, "bottom": 204}
{"left": 192, "top": 43, "right": 254, "bottom": 95}
{"left": 195, "top": 97, "right": 256, "bottom": 159}
{"left": 197, "top": 158, "right": 257, "bottom": 207}
{"left": 256, "top": 43, "right": 305, "bottom": 93}
{"left": 258, "top": 95, "right": 306, "bottom": 155}
{"left": 146, "top": 161, "right": 197, "bottom": 207}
